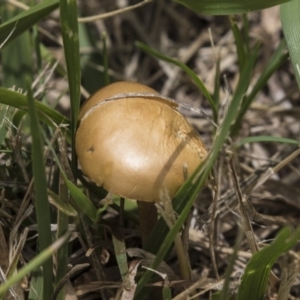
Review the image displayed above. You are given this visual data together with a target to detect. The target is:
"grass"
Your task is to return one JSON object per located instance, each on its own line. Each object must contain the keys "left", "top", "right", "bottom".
{"left": 0, "top": 0, "right": 300, "bottom": 299}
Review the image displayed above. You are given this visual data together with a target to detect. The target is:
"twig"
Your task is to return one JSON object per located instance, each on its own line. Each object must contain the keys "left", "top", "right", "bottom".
{"left": 0, "top": 21, "right": 18, "bottom": 49}
{"left": 252, "top": 147, "right": 300, "bottom": 191}
{"left": 172, "top": 270, "right": 209, "bottom": 300}
{"left": 51, "top": 264, "right": 90, "bottom": 300}
{"left": 277, "top": 252, "right": 300, "bottom": 300}
{"left": 157, "top": 187, "right": 191, "bottom": 280}
{"left": 227, "top": 152, "right": 281, "bottom": 290}
{"left": 242, "top": 196, "right": 296, "bottom": 227}
{"left": 78, "top": 0, "right": 153, "bottom": 23}
{"left": 209, "top": 162, "right": 223, "bottom": 280}
{"left": 227, "top": 154, "right": 259, "bottom": 254}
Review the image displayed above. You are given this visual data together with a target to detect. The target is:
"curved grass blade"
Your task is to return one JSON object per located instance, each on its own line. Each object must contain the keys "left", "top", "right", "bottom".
{"left": 219, "top": 227, "right": 244, "bottom": 300}
{"left": 0, "top": 3, "right": 33, "bottom": 145}
{"left": 0, "top": 88, "right": 70, "bottom": 136}
{"left": 101, "top": 221, "right": 129, "bottom": 284}
{"left": 64, "top": 178, "right": 97, "bottom": 222}
{"left": 79, "top": 174, "right": 139, "bottom": 224}
{"left": 136, "top": 37, "right": 261, "bottom": 299}
{"left": 175, "top": 0, "right": 291, "bottom": 15}
{"left": 136, "top": 41, "right": 218, "bottom": 120}
{"left": 236, "top": 136, "right": 299, "bottom": 147}
{"left": 48, "top": 189, "right": 77, "bottom": 217}
{"left": 213, "top": 58, "right": 221, "bottom": 111}
{"left": 0, "top": 105, "right": 10, "bottom": 145}
{"left": 0, "top": 4, "right": 33, "bottom": 85}
{"left": 281, "top": 0, "right": 300, "bottom": 90}
{"left": 45, "top": 138, "right": 128, "bottom": 286}
{"left": 60, "top": 0, "right": 81, "bottom": 175}
{"left": 44, "top": 138, "right": 98, "bottom": 223}
{"left": 237, "top": 227, "right": 300, "bottom": 300}
{"left": 0, "top": 0, "right": 59, "bottom": 47}
{"left": 229, "top": 16, "right": 247, "bottom": 71}
{"left": 0, "top": 233, "right": 70, "bottom": 298}
{"left": 230, "top": 40, "right": 288, "bottom": 137}
{"left": 27, "top": 84, "right": 53, "bottom": 300}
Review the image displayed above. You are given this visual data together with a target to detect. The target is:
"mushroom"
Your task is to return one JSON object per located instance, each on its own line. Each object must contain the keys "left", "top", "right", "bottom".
{"left": 75, "top": 81, "right": 207, "bottom": 245}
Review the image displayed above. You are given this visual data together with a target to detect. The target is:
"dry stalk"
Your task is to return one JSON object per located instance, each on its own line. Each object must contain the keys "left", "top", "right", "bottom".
{"left": 157, "top": 187, "right": 191, "bottom": 280}
{"left": 78, "top": 0, "right": 153, "bottom": 23}
{"left": 209, "top": 160, "right": 223, "bottom": 280}
{"left": 277, "top": 252, "right": 300, "bottom": 300}
{"left": 227, "top": 152, "right": 281, "bottom": 292}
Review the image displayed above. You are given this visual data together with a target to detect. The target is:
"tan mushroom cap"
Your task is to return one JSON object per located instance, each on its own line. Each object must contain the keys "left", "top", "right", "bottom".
{"left": 75, "top": 81, "right": 207, "bottom": 202}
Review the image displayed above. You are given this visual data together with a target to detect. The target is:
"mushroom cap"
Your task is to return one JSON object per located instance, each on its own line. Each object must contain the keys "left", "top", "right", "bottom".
{"left": 75, "top": 81, "right": 207, "bottom": 202}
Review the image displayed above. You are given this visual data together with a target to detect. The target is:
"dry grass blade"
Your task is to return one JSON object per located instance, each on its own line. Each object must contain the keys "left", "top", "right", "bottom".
{"left": 120, "top": 260, "right": 142, "bottom": 300}
{"left": 227, "top": 154, "right": 259, "bottom": 254}
{"left": 209, "top": 162, "right": 223, "bottom": 280}
{"left": 78, "top": 0, "right": 153, "bottom": 22}
{"left": 277, "top": 252, "right": 300, "bottom": 300}
{"left": 0, "top": 21, "right": 17, "bottom": 49}
{"left": 51, "top": 263, "right": 89, "bottom": 300}
{"left": 242, "top": 197, "right": 297, "bottom": 226}
{"left": 172, "top": 273, "right": 209, "bottom": 300}
{"left": 157, "top": 188, "right": 191, "bottom": 280}
{"left": 252, "top": 147, "right": 300, "bottom": 190}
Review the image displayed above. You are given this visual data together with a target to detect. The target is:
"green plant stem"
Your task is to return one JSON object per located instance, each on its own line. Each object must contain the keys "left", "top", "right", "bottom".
{"left": 27, "top": 83, "right": 53, "bottom": 300}
{"left": 174, "top": 234, "right": 191, "bottom": 280}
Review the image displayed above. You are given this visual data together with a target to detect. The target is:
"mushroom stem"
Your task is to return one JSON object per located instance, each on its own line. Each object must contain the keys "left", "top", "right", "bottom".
{"left": 137, "top": 201, "right": 158, "bottom": 246}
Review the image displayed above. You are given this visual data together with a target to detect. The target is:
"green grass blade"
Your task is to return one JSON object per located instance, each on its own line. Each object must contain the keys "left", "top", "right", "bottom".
{"left": 242, "top": 14, "right": 250, "bottom": 54}
{"left": 101, "top": 222, "right": 129, "bottom": 283}
{"left": 28, "top": 269, "right": 44, "bottom": 300}
{"left": 79, "top": 23, "right": 105, "bottom": 94}
{"left": 175, "top": 0, "right": 292, "bottom": 15}
{"left": 136, "top": 41, "right": 218, "bottom": 120}
{"left": 41, "top": 131, "right": 97, "bottom": 223}
{"left": 60, "top": 0, "right": 81, "bottom": 175}
{"left": 236, "top": 136, "right": 299, "bottom": 147}
{"left": 44, "top": 140, "right": 98, "bottom": 222}
{"left": 237, "top": 227, "right": 300, "bottom": 300}
{"left": 213, "top": 58, "right": 221, "bottom": 111}
{"left": 0, "top": 88, "right": 70, "bottom": 136}
{"left": 45, "top": 139, "right": 127, "bottom": 286}
{"left": 231, "top": 40, "right": 288, "bottom": 137}
{"left": 64, "top": 178, "right": 97, "bottom": 222}
{"left": 229, "top": 16, "right": 247, "bottom": 70}
{"left": 136, "top": 35, "right": 261, "bottom": 299}
{"left": 0, "top": 3, "right": 33, "bottom": 145}
{"left": 79, "top": 175, "right": 139, "bottom": 224}
{"left": 48, "top": 189, "right": 77, "bottom": 217}
{"left": 27, "top": 84, "right": 53, "bottom": 300}
{"left": 41, "top": 44, "right": 67, "bottom": 78}
{"left": 0, "top": 0, "right": 59, "bottom": 47}
{"left": 219, "top": 227, "right": 244, "bottom": 300}
{"left": 281, "top": 0, "right": 300, "bottom": 90}
{"left": 0, "top": 105, "right": 9, "bottom": 146}
{"left": 0, "top": 5, "right": 33, "bottom": 89}
{"left": 0, "top": 233, "right": 70, "bottom": 298}
{"left": 163, "top": 285, "right": 172, "bottom": 300}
